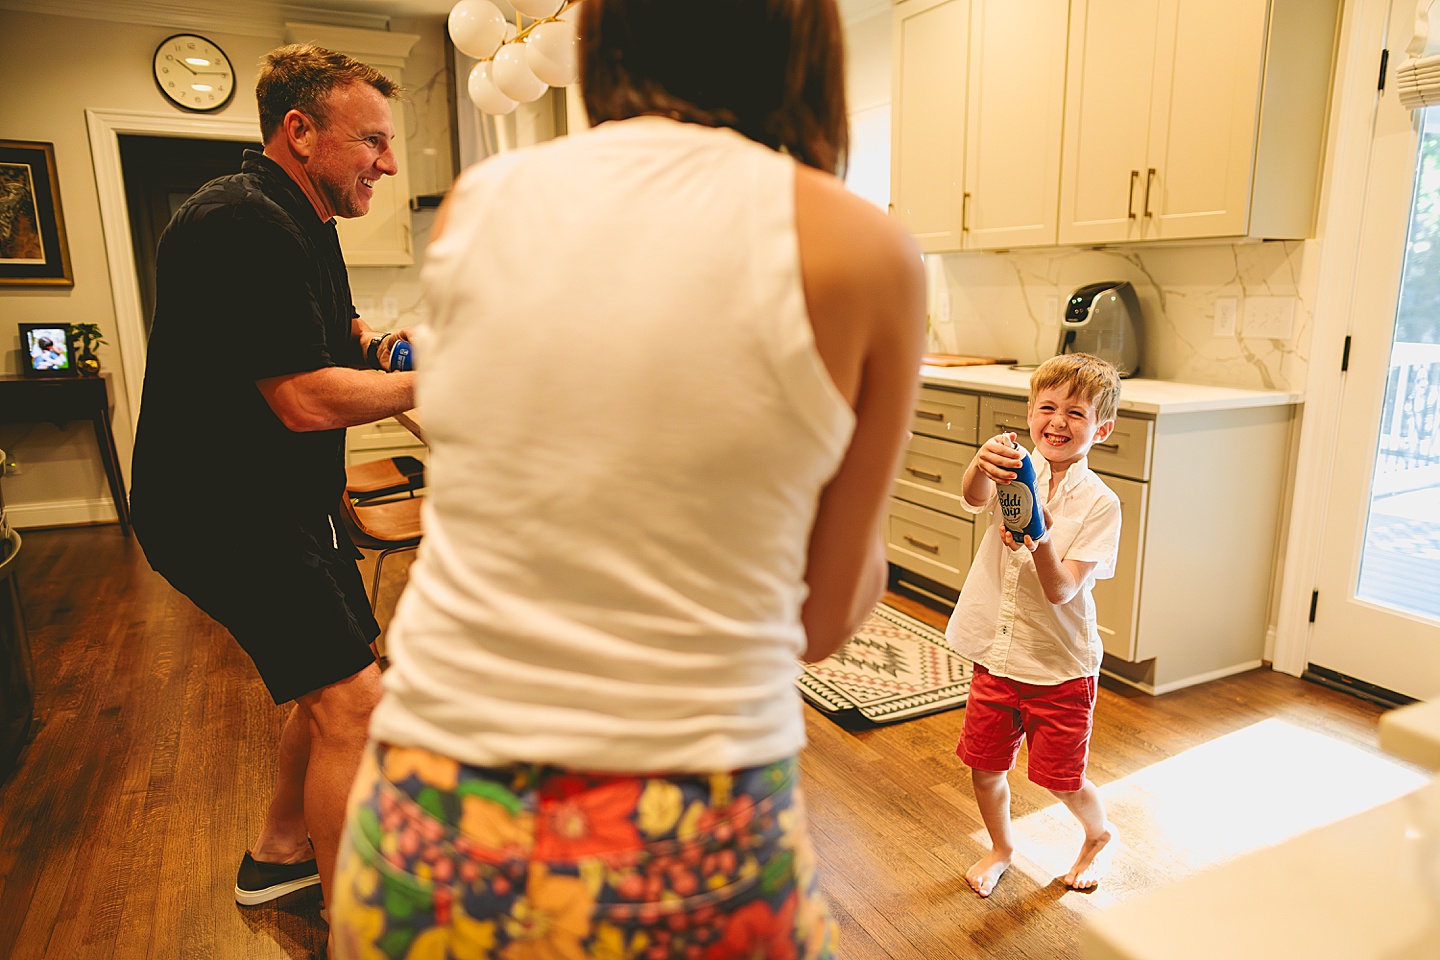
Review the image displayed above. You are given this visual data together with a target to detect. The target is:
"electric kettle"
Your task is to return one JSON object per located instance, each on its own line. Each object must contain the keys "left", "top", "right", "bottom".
{"left": 1058, "top": 281, "right": 1143, "bottom": 378}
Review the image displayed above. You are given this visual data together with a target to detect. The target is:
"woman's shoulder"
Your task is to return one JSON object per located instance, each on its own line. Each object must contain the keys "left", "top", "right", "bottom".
{"left": 793, "top": 164, "right": 920, "bottom": 292}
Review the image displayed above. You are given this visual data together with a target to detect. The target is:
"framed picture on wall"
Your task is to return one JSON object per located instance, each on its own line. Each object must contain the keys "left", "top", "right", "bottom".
{"left": 0, "top": 140, "right": 73, "bottom": 287}
{"left": 18, "top": 323, "right": 75, "bottom": 377}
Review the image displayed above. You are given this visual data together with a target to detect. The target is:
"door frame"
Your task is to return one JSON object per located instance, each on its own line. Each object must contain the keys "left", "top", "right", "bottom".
{"left": 1271, "top": 0, "right": 1399, "bottom": 676}
{"left": 85, "top": 109, "right": 262, "bottom": 439}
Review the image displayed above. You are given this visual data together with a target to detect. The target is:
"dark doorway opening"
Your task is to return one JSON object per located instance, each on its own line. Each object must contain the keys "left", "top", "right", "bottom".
{"left": 118, "top": 135, "right": 258, "bottom": 339}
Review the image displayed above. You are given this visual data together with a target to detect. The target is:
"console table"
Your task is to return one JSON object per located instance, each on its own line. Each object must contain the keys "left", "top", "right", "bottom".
{"left": 0, "top": 374, "right": 131, "bottom": 536}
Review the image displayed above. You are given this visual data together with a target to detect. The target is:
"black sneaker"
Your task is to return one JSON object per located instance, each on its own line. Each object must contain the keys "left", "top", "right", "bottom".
{"left": 234, "top": 851, "right": 321, "bottom": 905}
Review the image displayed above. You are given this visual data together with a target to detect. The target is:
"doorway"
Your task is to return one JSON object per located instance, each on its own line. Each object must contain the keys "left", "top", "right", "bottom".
{"left": 118, "top": 135, "right": 256, "bottom": 339}
{"left": 1308, "top": 0, "right": 1440, "bottom": 703}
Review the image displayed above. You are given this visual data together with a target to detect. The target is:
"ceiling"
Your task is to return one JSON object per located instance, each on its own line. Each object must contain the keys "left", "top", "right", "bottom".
{"left": 0, "top": 0, "right": 891, "bottom": 32}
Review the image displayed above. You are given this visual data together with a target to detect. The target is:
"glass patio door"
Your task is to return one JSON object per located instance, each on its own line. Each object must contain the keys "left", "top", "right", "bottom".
{"left": 1310, "top": 4, "right": 1440, "bottom": 701}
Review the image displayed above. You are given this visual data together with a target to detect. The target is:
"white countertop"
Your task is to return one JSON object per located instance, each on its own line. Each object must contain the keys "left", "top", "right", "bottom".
{"left": 1381, "top": 699, "right": 1440, "bottom": 772}
{"left": 1082, "top": 781, "right": 1440, "bottom": 960}
{"left": 920, "top": 364, "right": 1303, "bottom": 415}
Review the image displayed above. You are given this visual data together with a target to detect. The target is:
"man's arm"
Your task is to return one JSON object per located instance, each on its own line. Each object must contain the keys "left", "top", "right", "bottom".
{"left": 256, "top": 366, "right": 415, "bottom": 432}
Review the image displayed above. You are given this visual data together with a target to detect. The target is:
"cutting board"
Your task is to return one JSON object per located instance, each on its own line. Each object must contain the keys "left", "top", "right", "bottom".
{"left": 922, "top": 353, "right": 1017, "bottom": 367}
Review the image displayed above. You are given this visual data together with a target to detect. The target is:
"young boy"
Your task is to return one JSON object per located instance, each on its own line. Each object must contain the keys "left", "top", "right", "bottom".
{"left": 947, "top": 352, "right": 1123, "bottom": 897}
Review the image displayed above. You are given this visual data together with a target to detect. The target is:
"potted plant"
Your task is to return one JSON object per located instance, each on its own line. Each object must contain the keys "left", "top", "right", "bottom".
{"left": 70, "top": 323, "right": 106, "bottom": 377}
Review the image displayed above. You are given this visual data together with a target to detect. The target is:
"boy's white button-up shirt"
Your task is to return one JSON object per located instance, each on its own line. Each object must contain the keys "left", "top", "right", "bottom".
{"left": 945, "top": 455, "right": 1122, "bottom": 685}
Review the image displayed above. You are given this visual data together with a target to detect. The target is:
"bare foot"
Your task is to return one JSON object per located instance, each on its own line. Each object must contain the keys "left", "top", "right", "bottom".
{"left": 966, "top": 850, "right": 1012, "bottom": 898}
{"left": 1063, "top": 827, "right": 1114, "bottom": 891}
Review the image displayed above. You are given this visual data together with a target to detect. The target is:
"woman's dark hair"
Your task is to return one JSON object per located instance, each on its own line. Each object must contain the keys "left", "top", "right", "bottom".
{"left": 256, "top": 44, "right": 401, "bottom": 142}
{"left": 580, "top": 0, "right": 848, "bottom": 176}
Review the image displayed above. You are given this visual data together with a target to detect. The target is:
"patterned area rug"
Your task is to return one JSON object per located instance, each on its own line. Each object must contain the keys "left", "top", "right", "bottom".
{"left": 798, "top": 604, "right": 972, "bottom": 725}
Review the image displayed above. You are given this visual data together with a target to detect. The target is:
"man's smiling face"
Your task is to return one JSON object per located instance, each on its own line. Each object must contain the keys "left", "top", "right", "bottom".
{"left": 306, "top": 81, "right": 398, "bottom": 220}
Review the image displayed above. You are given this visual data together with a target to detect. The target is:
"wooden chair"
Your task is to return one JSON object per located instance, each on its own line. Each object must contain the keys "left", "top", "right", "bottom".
{"left": 344, "top": 455, "right": 424, "bottom": 503}
{"left": 339, "top": 492, "right": 423, "bottom": 611}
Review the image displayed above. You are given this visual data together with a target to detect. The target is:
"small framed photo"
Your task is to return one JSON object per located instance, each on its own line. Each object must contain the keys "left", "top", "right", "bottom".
{"left": 0, "top": 140, "right": 73, "bottom": 287}
{"left": 19, "top": 323, "right": 75, "bottom": 377}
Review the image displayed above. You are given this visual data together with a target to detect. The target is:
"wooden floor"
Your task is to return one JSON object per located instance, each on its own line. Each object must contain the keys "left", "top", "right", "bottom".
{"left": 0, "top": 525, "right": 1417, "bottom": 959}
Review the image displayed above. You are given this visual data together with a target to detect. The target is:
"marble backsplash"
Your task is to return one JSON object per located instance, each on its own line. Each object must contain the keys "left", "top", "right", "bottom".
{"left": 927, "top": 239, "right": 1318, "bottom": 392}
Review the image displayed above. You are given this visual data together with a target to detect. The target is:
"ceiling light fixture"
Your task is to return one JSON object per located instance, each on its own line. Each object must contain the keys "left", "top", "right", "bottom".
{"left": 449, "top": 0, "right": 582, "bottom": 116}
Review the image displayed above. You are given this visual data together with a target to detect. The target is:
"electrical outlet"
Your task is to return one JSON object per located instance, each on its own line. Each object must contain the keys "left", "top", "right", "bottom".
{"left": 1243, "top": 296, "right": 1296, "bottom": 340}
{"left": 1045, "top": 295, "right": 1060, "bottom": 322}
{"left": 382, "top": 297, "right": 399, "bottom": 320}
{"left": 1214, "top": 297, "right": 1238, "bottom": 338}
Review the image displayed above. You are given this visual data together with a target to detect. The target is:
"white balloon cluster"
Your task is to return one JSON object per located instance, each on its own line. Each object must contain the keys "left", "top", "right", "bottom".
{"left": 450, "top": 0, "right": 582, "bottom": 116}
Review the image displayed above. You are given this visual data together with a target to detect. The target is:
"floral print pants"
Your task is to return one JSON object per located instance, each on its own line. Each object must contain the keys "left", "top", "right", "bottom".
{"left": 331, "top": 742, "right": 838, "bottom": 960}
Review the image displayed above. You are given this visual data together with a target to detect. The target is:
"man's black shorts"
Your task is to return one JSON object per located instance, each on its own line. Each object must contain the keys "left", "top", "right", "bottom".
{"left": 138, "top": 512, "right": 379, "bottom": 704}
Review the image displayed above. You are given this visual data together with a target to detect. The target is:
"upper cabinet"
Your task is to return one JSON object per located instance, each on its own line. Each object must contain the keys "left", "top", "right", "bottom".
{"left": 892, "top": 0, "right": 1340, "bottom": 251}
{"left": 890, "top": 0, "right": 1069, "bottom": 252}
{"left": 285, "top": 22, "right": 420, "bottom": 266}
{"left": 1059, "top": 0, "right": 1340, "bottom": 244}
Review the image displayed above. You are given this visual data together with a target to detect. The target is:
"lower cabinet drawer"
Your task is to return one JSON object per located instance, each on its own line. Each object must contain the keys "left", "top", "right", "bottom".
{"left": 894, "top": 436, "right": 976, "bottom": 514}
{"left": 885, "top": 497, "right": 974, "bottom": 591}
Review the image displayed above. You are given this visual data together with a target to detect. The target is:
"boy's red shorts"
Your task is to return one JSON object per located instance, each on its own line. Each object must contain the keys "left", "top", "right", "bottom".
{"left": 957, "top": 664, "right": 1097, "bottom": 792}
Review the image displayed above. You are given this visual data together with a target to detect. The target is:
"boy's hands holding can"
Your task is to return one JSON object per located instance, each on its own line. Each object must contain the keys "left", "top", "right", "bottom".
{"left": 975, "top": 432, "right": 1025, "bottom": 483}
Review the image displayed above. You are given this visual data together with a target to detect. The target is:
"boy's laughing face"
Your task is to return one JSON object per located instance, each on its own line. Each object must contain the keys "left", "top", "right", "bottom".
{"left": 1027, "top": 386, "right": 1114, "bottom": 471}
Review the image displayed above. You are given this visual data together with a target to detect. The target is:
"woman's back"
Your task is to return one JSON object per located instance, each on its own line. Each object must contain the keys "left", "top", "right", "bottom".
{"left": 370, "top": 118, "right": 857, "bottom": 772}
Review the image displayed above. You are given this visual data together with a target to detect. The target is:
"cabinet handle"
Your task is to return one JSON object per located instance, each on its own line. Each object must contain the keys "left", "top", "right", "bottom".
{"left": 962, "top": 191, "right": 971, "bottom": 233}
{"left": 906, "top": 466, "right": 943, "bottom": 482}
{"left": 1093, "top": 438, "right": 1120, "bottom": 452}
{"left": 915, "top": 409, "right": 945, "bottom": 421}
{"left": 1143, "top": 168, "right": 1156, "bottom": 219}
{"left": 903, "top": 534, "right": 941, "bottom": 554}
{"left": 1128, "top": 170, "right": 1139, "bottom": 220}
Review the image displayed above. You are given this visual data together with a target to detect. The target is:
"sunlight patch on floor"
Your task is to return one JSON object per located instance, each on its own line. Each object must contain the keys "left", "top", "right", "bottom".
{"left": 975, "top": 719, "right": 1429, "bottom": 909}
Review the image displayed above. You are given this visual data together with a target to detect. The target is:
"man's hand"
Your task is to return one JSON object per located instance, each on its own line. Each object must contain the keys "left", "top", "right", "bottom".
{"left": 378, "top": 327, "right": 417, "bottom": 371}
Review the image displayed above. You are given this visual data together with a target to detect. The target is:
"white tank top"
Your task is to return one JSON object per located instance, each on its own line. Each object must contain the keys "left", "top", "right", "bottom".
{"left": 369, "top": 118, "right": 856, "bottom": 772}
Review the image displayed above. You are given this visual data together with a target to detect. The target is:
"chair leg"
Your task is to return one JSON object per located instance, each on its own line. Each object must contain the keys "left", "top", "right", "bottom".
{"left": 369, "top": 543, "right": 420, "bottom": 612}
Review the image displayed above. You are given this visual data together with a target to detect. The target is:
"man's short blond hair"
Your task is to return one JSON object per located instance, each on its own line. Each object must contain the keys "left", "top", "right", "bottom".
{"left": 1029, "top": 353, "right": 1121, "bottom": 422}
{"left": 256, "top": 44, "right": 400, "bottom": 142}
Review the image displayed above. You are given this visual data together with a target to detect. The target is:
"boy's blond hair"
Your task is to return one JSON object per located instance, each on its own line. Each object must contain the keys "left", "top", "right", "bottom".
{"left": 1029, "top": 353, "right": 1121, "bottom": 423}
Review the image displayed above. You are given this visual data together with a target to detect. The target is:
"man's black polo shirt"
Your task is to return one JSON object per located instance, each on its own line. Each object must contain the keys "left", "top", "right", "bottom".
{"left": 131, "top": 150, "right": 364, "bottom": 538}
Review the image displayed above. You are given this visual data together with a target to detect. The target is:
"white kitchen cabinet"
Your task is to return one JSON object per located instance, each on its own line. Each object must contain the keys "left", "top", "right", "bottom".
{"left": 890, "top": 0, "right": 969, "bottom": 252}
{"left": 890, "top": 0, "right": 1069, "bottom": 252}
{"left": 1058, "top": 0, "right": 1339, "bottom": 245}
{"left": 891, "top": 369, "right": 1299, "bottom": 694}
{"left": 345, "top": 417, "right": 426, "bottom": 469}
{"left": 285, "top": 22, "right": 419, "bottom": 266}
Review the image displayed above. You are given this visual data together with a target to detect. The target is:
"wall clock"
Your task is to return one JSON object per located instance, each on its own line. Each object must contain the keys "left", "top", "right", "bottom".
{"left": 153, "top": 33, "right": 236, "bottom": 113}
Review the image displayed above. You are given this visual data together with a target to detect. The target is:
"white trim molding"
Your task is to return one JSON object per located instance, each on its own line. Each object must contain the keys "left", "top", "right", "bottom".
{"left": 1270, "top": 0, "right": 1392, "bottom": 676}
{"left": 8, "top": 497, "right": 119, "bottom": 530}
{"left": 85, "top": 109, "right": 263, "bottom": 433}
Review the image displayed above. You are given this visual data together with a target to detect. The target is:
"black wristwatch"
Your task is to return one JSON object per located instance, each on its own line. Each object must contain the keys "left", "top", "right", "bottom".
{"left": 366, "top": 332, "right": 391, "bottom": 369}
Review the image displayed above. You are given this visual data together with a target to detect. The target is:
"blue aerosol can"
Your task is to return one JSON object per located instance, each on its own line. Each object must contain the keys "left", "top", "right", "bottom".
{"left": 390, "top": 339, "right": 414, "bottom": 371}
{"left": 997, "top": 439, "right": 1046, "bottom": 543}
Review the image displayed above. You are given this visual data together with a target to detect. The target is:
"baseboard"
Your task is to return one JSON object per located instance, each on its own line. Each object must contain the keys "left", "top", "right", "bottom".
{"left": 7, "top": 497, "right": 119, "bottom": 529}
{"left": 1100, "top": 659, "right": 1265, "bottom": 697}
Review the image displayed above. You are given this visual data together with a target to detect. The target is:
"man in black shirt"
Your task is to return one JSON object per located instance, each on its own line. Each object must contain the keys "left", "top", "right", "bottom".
{"left": 129, "top": 44, "right": 416, "bottom": 931}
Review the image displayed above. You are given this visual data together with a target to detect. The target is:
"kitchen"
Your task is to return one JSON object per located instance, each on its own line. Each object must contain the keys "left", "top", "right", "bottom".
{"left": 1, "top": 0, "right": 1438, "bottom": 956}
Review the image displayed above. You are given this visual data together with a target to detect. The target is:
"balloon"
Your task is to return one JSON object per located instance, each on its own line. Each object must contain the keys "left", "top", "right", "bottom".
{"left": 467, "top": 60, "right": 518, "bottom": 115}
{"left": 511, "top": 0, "right": 563, "bottom": 18}
{"left": 527, "top": 19, "right": 579, "bottom": 87}
{"left": 448, "top": 0, "right": 507, "bottom": 60}
{"left": 493, "top": 43, "right": 548, "bottom": 103}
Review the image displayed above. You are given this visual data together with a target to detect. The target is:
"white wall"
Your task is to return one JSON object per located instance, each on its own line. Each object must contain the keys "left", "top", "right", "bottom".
{"left": 0, "top": 8, "right": 452, "bottom": 528}
{"left": 928, "top": 241, "right": 1317, "bottom": 391}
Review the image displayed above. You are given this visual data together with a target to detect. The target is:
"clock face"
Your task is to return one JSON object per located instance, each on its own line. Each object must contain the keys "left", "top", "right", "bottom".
{"left": 153, "top": 34, "right": 236, "bottom": 113}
